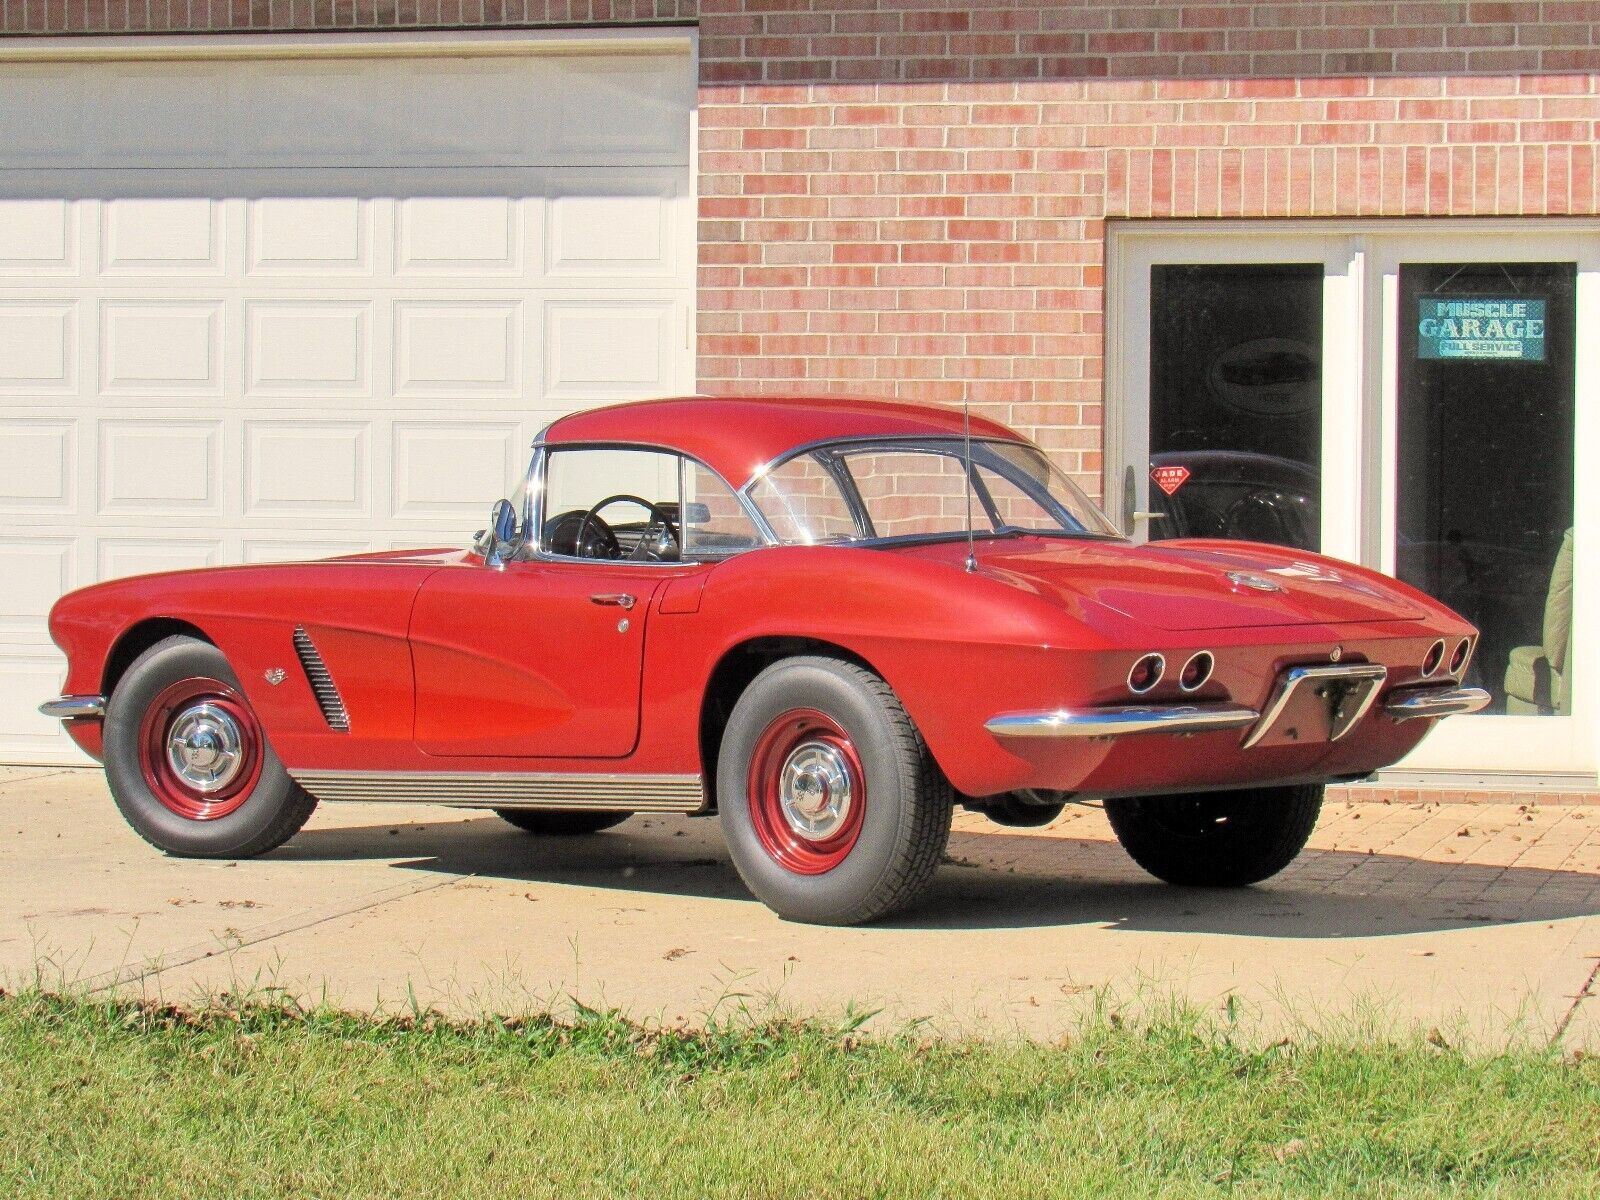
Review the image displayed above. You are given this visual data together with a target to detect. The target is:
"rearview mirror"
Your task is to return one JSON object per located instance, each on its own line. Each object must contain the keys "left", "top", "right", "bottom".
{"left": 481, "top": 498, "right": 521, "bottom": 569}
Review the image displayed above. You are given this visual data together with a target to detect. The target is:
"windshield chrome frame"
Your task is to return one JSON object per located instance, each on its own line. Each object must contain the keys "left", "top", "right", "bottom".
{"left": 739, "top": 434, "right": 1121, "bottom": 548}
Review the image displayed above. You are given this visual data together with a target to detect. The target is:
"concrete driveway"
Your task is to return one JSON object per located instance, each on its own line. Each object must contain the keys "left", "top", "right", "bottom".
{"left": 4, "top": 765, "right": 1599, "bottom": 1046}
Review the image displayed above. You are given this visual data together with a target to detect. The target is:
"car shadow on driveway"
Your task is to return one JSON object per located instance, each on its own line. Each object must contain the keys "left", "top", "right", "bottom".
{"left": 271, "top": 813, "right": 1600, "bottom": 938}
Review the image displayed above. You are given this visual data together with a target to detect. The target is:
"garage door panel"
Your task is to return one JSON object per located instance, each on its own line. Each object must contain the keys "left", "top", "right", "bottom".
{"left": 383, "top": 60, "right": 544, "bottom": 165}
{"left": 548, "top": 191, "right": 674, "bottom": 278}
{"left": 247, "top": 197, "right": 371, "bottom": 275}
{"left": 239, "top": 60, "right": 394, "bottom": 163}
{"left": 392, "top": 421, "right": 521, "bottom": 520}
{"left": 0, "top": 302, "right": 77, "bottom": 393}
{"left": 1, "top": 653, "right": 80, "bottom": 757}
{"left": 97, "top": 419, "right": 223, "bottom": 514}
{"left": 99, "top": 301, "right": 224, "bottom": 394}
{"left": 544, "top": 300, "right": 679, "bottom": 401}
{"left": 0, "top": 199, "right": 77, "bottom": 274}
{"left": 548, "top": 55, "right": 692, "bottom": 163}
{"left": 242, "top": 420, "right": 371, "bottom": 517}
{"left": 0, "top": 67, "right": 86, "bottom": 165}
{"left": 395, "top": 196, "right": 522, "bottom": 275}
{"left": 101, "top": 197, "right": 223, "bottom": 275}
{"left": 0, "top": 538, "right": 75, "bottom": 637}
{"left": 90, "top": 65, "right": 230, "bottom": 166}
{"left": 393, "top": 300, "right": 521, "bottom": 397}
{"left": 0, "top": 42, "right": 692, "bottom": 763}
{"left": 0, "top": 418, "right": 76, "bottom": 512}
{"left": 245, "top": 301, "right": 373, "bottom": 396}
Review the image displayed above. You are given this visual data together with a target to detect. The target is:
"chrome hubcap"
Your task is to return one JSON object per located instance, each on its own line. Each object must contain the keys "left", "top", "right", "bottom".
{"left": 778, "top": 740, "right": 853, "bottom": 842}
{"left": 165, "top": 703, "right": 245, "bottom": 793}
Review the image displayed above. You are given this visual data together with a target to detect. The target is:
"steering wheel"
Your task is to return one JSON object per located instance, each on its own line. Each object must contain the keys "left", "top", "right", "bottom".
{"left": 543, "top": 509, "right": 622, "bottom": 560}
{"left": 577, "top": 494, "right": 680, "bottom": 561}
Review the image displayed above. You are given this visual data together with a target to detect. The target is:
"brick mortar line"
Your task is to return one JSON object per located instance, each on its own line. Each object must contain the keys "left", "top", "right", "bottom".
{"left": 80, "top": 871, "right": 473, "bottom": 996}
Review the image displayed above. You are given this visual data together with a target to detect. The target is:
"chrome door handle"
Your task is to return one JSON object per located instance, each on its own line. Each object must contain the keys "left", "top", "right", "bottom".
{"left": 1130, "top": 511, "right": 1167, "bottom": 521}
{"left": 590, "top": 593, "right": 636, "bottom": 610}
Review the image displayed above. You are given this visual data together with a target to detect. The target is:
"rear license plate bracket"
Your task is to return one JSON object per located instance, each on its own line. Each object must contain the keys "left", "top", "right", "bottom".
{"left": 1242, "top": 663, "right": 1388, "bottom": 750}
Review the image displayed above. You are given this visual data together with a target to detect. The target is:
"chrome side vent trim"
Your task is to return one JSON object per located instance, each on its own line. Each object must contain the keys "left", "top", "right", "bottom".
{"left": 292, "top": 626, "right": 350, "bottom": 732}
{"left": 287, "top": 770, "right": 704, "bottom": 813}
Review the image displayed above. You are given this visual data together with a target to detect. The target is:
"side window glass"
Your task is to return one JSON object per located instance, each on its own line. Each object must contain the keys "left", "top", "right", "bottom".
{"left": 839, "top": 449, "right": 974, "bottom": 539}
{"left": 542, "top": 448, "right": 681, "bottom": 561}
{"left": 682, "top": 461, "right": 765, "bottom": 558}
{"left": 748, "top": 454, "right": 861, "bottom": 543}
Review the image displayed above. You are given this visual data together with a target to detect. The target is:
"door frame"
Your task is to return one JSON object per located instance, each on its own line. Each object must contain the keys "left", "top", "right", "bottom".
{"left": 1106, "top": 218, "right": 1599, "bottom": 784}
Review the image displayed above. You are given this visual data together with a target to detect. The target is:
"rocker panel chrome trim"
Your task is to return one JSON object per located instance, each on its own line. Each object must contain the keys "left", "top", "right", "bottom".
{"left": 1382, "top": 685, "right": 1492, "bottom": 721}
{"left": 985, "top": 703, "right": 1260, "bottom": 739}
{"left": 288, "top": 769, "right": 704, "bottom": 812}
{"left": 40, "top": 694, "right": 105, "bottom": 720}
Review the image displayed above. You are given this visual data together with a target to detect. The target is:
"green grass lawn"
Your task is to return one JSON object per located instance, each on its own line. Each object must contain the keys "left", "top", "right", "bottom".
{"left": 3, "top": 989, "right": 1598, "bottom": 1199}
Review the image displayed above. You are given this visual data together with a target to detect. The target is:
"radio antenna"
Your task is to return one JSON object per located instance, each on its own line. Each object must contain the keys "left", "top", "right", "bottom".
{"left": 962, "top": 396, "right": 977, "bottom": 573}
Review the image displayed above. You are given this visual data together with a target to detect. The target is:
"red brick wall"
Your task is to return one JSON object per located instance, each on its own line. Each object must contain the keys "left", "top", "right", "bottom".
{"left": 695, "top": 2, "right": 1600, "bottom": 496}
{"left": 3, "top": 1, "right": 1598, "bottom": 497}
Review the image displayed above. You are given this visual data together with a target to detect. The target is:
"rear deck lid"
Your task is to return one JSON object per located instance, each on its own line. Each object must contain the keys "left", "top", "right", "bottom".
{"left": 973, "top": 539, "right": 1427, "bottom": 631}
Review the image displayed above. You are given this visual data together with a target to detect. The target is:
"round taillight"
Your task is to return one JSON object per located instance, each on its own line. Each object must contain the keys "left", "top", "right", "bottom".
{"left": 1450, "top": 638, "right": 1471, "bottom": 674}
{"left": 1179, "top": 651, "right": 1214, "bottom": 692}
{"left": 1127, "top": 653, "right": 1165, "bottom": 694}
{"left": 1422, "top": 639, "right": 1446, "bottom": 677}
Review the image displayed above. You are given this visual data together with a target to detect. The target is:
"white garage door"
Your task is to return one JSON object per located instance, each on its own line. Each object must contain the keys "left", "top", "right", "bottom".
{"left": 0, "top": 38, "right": 695, "bottom": 763}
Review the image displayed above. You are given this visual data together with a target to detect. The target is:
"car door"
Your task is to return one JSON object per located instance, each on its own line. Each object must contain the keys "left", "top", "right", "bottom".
{"left": 409, "top": 557, "right": 668, "bottom": 758}
{"left": 410, "top": 444, "right": 685, "bottom": 759}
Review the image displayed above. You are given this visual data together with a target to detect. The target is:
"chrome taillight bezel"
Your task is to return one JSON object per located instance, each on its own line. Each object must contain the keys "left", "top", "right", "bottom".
{"left": 1178, "top": 650, "right": 1214, "bottom": 693}
{"left": 1127, "top": 653, "right": 1166, "bottom": 695}
{"left": 1421, "top": 638, "right": 1446, "bottom": 677}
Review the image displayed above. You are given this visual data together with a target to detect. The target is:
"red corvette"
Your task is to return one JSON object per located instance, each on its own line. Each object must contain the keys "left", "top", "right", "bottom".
{"left": 42, "top": 396, "right": 1488, "bottom": 924}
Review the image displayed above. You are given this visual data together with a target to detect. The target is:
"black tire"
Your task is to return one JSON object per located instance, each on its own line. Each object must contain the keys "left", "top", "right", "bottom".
{"left": 717, "top": 656, "right": 953, "bottom": 925}
{"left": 493, "top": 809, "right": 632, "bottom": 836}
{"left": 103, "top": 635, "right": 317, "bottom": 859}
{"left": 1103, "top": 783, "right": 1324, "bottom": 887}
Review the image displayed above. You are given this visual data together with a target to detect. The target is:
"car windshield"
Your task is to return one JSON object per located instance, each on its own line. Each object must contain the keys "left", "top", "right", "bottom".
{"left": 747, "top": 438, "right": 1121, "bottom": 545}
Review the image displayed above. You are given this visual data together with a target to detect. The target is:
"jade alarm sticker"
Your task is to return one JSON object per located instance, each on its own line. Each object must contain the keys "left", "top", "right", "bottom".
{"left": 1417, "top": 297, "right": 1546, "bottom": 362}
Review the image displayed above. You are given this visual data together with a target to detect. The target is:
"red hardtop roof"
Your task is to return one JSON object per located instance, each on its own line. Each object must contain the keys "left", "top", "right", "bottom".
{"left": 542, "top": 395, "right": 1023, "bottom": 490}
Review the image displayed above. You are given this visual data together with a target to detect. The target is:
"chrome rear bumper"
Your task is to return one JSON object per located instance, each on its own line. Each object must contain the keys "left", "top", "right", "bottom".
{"left": 984, "top": 703, "right": 1260, "bottom": 739}
{"left": 986, "top": 679, "right": 1490, "bottom": 741}
{"left": 39, "top": 694, "right": 105, "bottom": 720}
{"left": 1382, "top": 685, "right": 1492, "bottom": 721}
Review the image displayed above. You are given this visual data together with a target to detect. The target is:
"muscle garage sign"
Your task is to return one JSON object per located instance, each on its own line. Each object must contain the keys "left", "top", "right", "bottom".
{"left": 1418, "top": 297, "right": 1546, "bottom": 362}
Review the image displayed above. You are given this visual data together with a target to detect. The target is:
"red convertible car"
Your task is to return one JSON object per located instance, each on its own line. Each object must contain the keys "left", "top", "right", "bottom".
{"left": 42, "top": 396, "right": 1488, "bottom": 924}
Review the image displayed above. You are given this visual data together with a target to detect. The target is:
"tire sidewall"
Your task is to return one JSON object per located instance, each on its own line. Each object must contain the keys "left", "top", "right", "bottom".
{"left": 717, "top": 659, "right": 913, "bottom": 924}
{"left": 104, "top": 637, "right": 298, "bottom": 857}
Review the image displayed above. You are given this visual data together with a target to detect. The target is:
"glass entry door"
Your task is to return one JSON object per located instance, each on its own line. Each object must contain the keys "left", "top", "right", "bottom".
{"left": 1112, "top": 232, "right": 1361, "bottom": 559}
{"left": 1374, "top": 237, "right": 1593, "bottom": 775}
{"left": 1112, "top": 225, "right": 1595, "bottom": 780}
{"left": 1146, "top": 263, "right": 1324, "bottom": 551}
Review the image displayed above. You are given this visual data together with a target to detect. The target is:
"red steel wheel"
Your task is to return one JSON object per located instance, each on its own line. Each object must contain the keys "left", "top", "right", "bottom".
{"left": 137, "top": 677, "right": 264, "bottom": 821}
{"left": 745, "top": 707, "right": 867, "bottom": 875}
